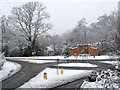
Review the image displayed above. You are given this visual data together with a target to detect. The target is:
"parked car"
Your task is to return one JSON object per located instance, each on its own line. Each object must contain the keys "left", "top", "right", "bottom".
{"left": 88, "top": 69, "right": 102, "bottom": 82}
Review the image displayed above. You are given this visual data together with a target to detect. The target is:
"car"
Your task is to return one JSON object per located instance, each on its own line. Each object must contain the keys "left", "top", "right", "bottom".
{"left": 88, "top": 69, "right": 102, "bottom": 82}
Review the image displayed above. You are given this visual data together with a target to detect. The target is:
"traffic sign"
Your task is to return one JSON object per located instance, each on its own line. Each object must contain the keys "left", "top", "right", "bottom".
{"left": 44, "top": 72, "right": 47, "bottom": 79}
{"left": 60, "top": 68, "right": 63, "bottom": 75}
{"left": 64, "top": 55, "right": 67, "bottom": 59}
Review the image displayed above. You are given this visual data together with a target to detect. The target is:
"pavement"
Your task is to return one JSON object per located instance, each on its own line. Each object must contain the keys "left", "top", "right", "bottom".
{"left": 1, "top": 58, "right": 115, "bottom": 90}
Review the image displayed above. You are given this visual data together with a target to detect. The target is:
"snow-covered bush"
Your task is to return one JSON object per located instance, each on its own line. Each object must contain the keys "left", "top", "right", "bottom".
{"left": 0, "top": 53, "right": 6, "bottom": 70}
{"left": 81, "top": 69, "right": 120, "bottom": 88}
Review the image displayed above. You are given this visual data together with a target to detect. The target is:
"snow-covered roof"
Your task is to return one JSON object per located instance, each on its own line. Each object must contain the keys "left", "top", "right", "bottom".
{"left": 71, "top": 47, "right": 77, "bottom": 49}
{"left": 77, "top": 44, "right": 91, "bottom": 46}
{"left": 46, "top": 47, "right": 54, "bottom": 51}
{"left": 91, "top": 47, "right": 98, "bottom": 49}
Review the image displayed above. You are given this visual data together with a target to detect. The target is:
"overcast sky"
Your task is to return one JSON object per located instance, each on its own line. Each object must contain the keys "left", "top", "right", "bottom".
{"left": 0, "top": 0, "right": 119, "bottom": 35}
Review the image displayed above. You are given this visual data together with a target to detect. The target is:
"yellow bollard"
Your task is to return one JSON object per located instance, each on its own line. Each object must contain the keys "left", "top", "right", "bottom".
{"left": 60, "top": 68, "right": 63, "bottom": 75}
{"left": 31, "top": 58, "right": 33, "bottom": 61}
{"left": 44, "top": 73, "right": 47, "bottom": 80}
{"left": 25, "top": 57, "right": 27, "bottom": 60}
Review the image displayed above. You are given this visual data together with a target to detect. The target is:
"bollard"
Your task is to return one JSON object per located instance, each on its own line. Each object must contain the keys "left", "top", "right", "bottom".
{"left": 44, "top": 73, "right": 47, "bottom": 79}
{"left": 31, "top": 58, "right": 33, "bottom": 61}
{"left": 60, "top": 68, "right": 63, "bottom": 75}
{"left": 25, "top": 57, "right": 27, "bottom": 60}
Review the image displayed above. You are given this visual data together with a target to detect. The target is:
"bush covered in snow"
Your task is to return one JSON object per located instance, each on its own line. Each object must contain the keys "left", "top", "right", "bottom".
{"left": 81, "top": 69, "right": 120, "bottom": 88}
{"left": 0, "top": 53, "right": 6, "bottom": 70}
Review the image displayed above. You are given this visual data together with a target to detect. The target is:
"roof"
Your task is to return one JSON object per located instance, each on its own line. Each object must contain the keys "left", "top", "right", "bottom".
{"left": 46, "top": 47, "right": 54, "bottom": 51}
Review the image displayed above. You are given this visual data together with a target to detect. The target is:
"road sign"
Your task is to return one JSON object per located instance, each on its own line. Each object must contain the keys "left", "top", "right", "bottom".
{"left": 60, "top": 68, "right": 63, "bottom": 75}
{"left": 44, "top": 72, "right": 47, "bottom": 79}
{"left": 57, "top": 59, "right": 59, "bottom": 75}
{"left": 64, "top": 55, "right": 67, "bottom": 59}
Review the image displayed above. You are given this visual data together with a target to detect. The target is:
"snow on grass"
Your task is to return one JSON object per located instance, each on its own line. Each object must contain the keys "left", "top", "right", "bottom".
{"left": 81, "top": 81, "right": 104, "bottom": 88}
{"left": 56, "top": 63, "right": 98, "bottom": 67}
{"left": 7, "top": 58, "right": 56, "bottom": 64}
{"left": 81, "top": 69, "right": 119, "bottom": 88}
{"left": 99, "top": 61, "right": 119, "bottom": 65}
{"left": 0, "top": 61, "right": 21, "bottom": 81}
{"left": 26, "top": 60, "right": 56, "bottom": 64}
{"left": 6, "top": 55, "right": 119, "bottom": 61}
{"left": 19, "top": 68, "right": 92, "bottom": 88}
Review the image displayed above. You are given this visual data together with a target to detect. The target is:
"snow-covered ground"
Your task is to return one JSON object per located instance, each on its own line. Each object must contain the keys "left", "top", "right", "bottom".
{"left": 0, "top": 53, "right": 6, "bottom": 69}
{"left": 0, "top": 61, "right": 21, "bottom": 81}
{"left": 5, "top": 55, "right": 119, "bottom": 65}
{"left": 81, "top": 69, "right": 120, "bottom": 88}
{"left": 26, "top": 60, "right": 56, "bottom": 64}
{"left": 6, "top": 55, "right": 119, "bottom": 61}
{"left": 19, "top": 68, "right": 92, "bottom": 88}
{"left": 56, "top": 63, "right": 98, "bottom": 67}
{"left": 7, "top": 58, "right": 56, "bottom": 64}
{"left": 99, "top": 61, "right": 119, "bottom": 65}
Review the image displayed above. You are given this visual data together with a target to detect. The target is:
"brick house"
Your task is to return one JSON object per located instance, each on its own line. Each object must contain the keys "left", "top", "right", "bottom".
{"left": 70, "top": 44, "right": 98, "bottom": 56}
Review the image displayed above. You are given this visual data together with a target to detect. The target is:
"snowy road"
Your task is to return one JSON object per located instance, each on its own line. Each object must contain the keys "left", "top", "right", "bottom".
{"left": 51, "top": 60, "right": 114, "bottom": 89}
{"left": 2, "top": 59, "right": 57, "bottom": 89}
{"left": 2, "top": 59, "right": 115, "bottom": 89}
{"left": 51, "top": 77, "right": 88, "bottom": 89}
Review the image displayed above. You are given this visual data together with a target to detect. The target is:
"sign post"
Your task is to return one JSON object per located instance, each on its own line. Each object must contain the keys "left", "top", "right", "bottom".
{"left": 74, "top": 53, "right": 78, "bottom": 65}
{"left": 64, "top": 54, "right": 67, "bottom": 64}
{"left": 57, "top": 59, "right": 59, "bottom": 75}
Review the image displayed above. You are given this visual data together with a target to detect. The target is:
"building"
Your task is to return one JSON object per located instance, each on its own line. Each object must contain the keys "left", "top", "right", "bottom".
{"left": 70, "top": 44, "right": 98, "bottom": 56}
{"left": 44, "top": 45, "right": 54, "bottom": 56}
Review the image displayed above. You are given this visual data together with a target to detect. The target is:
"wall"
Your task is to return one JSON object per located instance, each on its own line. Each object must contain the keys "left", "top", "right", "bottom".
{"left": 89, "top": 47, "right": 98, "bottom": 56}
{"left": 70, "top": 44, "right": 98, "bottom": 56}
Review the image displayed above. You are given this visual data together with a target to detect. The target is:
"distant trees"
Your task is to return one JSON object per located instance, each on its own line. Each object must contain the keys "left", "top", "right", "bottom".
{"left": 62, "top": 11, "right": 118, "bottom": 55}
{"left": 50, "top": 34, "right": 62, "bottom": 55}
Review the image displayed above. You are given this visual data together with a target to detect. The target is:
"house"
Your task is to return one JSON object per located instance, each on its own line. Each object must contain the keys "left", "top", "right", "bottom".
{"left": 70, "top": 44, "right": 98, "bottom": 56}
{"left": 44, "top": 45, "right": 54, "bottom": 56}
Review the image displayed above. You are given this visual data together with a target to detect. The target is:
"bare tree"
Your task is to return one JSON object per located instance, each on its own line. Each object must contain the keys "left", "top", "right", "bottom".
{"left": 7, "top": 2, "right": 52, "bottom": 56}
